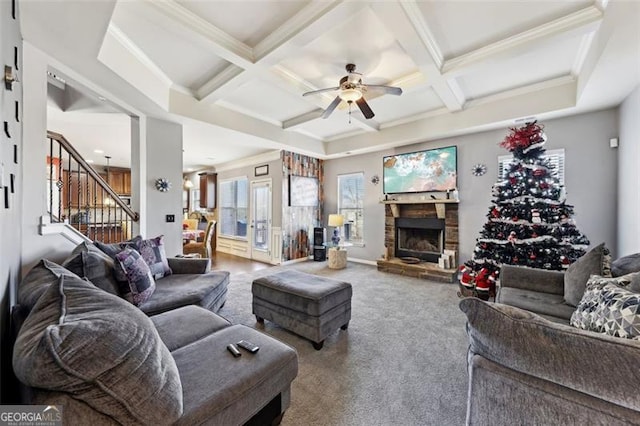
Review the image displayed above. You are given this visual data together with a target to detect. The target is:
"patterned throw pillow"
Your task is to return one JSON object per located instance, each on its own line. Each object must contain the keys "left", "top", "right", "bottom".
{"left": 115, "top": 248, "right": 156, "bottom": 306}
{"left": 137, "top": 235, "right": 172, "bottom": 279}
{"left": 570, "top": 274, "right": 637, "bottom": 330}
{"left": 592, "top": 283, "right": 640, "bottom": 340}
{"left": 95, "top": 236, "right": 143, "bottom": 282}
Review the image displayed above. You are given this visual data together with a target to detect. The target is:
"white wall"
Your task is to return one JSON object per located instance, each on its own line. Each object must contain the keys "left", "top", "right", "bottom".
{"left": 617, "top": 85, "right": 640, "bottom": 256}
{"left": 144, "top": 118, "right": 183, "bottom": 257}
{"left": 1, "top": 0, "right": 24, "bottom": 402}
{"left": 324, "top": 108, "right": 620, "bottom": 263}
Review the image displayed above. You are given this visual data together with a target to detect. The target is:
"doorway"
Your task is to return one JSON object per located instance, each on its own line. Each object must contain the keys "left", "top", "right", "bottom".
{"left": 250, "top": 179, "right": 272, "bottom": 263}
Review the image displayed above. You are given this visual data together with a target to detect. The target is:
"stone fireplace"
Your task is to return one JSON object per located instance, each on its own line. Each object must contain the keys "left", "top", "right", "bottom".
{"left": 377, "top": 200, "right": 459, "bottom": 282}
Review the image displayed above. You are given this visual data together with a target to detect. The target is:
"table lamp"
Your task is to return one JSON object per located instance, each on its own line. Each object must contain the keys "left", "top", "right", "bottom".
{"left": 328, "top": 214, "right": 344, "bottom": 247}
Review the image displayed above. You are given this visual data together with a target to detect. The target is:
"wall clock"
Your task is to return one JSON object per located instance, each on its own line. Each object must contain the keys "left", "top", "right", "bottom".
{"left": 155, "top": 178, "right": 171, "bottom": 192}
{"left": 471, "top": 164, "right": 487, "bottom": 176}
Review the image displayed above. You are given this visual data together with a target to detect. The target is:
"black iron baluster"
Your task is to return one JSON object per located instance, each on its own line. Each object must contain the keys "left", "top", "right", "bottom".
{"left": 48, "top": 137, "right": 53, "bottom": 223}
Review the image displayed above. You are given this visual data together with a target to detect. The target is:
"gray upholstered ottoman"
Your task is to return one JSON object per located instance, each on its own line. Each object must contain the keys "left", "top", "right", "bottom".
{"left": 252, "top": 270, "right": 352, "bottom": 350}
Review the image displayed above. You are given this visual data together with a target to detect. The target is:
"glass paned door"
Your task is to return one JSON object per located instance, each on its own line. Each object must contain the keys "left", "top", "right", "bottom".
{"left": 251, "top": 179, "right": 272, "bottom": 262}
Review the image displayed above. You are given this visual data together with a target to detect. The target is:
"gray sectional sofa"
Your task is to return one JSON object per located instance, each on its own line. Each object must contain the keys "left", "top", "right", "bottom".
{"left": 11, "top": 243, "right": 298, "bottom": 425}
{"left": 459, "top": 298, "right": 640, "bottom": 425}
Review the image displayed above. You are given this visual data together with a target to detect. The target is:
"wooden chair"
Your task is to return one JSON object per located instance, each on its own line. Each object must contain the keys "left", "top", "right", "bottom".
{"left": 183, "top": 220, "right": 216, "bottom": 258}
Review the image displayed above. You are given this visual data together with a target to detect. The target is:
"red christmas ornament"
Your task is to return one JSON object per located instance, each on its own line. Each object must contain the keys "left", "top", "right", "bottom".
{"left": 529, "top": 253, "right": 537, "bottom": 260}
{"left": 533, "top": 168, "right": 546, "bottom": 177}
{"left": 509, "top": 177, "right": 517, "bottom": 185}
{"left": 491, "top": 207, "right": 500, "bottom": 218}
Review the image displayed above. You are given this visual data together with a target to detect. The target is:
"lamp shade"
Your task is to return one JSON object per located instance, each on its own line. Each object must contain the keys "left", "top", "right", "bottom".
{"left": 328, "top": 214, "right": 344, "bottom": 227}
{"left": 183, "top": 178, "right": 194, "bottom": 189}
{"left": 339, "top": 88, "right": 362, "bottom": 102}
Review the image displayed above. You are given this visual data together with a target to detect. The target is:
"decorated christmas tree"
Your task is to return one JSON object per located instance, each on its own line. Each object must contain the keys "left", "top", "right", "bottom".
{"left": 460, "top": 121, "right": 590, "bottom": 299}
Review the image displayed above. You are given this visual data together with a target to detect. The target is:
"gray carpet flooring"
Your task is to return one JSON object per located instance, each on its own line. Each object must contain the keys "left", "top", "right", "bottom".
{"left": 216, "top": 260, "right": 469, "bottom": 426}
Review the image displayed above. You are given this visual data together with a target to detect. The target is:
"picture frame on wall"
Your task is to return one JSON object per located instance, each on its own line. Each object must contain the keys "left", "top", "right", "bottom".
{"left": 255, "top": 165, "right": 269, "bottom": 176}
{"left": 288, "top": 175, "right": 319, "bottom": 207}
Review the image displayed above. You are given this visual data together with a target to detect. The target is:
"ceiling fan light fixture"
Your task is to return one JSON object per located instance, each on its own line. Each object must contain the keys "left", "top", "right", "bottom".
{"left": 339, "top": 88, "right": 362, "bottom": 102}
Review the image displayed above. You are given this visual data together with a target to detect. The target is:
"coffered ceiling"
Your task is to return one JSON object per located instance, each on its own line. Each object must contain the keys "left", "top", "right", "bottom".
{"left": 20, "top": 0, "right": 640, "bottom": 170}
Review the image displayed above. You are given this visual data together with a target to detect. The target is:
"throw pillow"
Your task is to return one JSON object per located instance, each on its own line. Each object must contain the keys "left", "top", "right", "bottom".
{"left": 18, "top": 259, "right": 84, "bottom": 311}
{"left": 564, "top": 242, "right": 611, "bottom": 307}
{"left": 12, "top": 272, "right": 183, "bottom": 424}
{"left": 62, "top": 248, "right": 120, "bottom": 296}
{"left": 95, "top": 235, "right": 142, "bottom": 282}
{"left": 611, "top": 253, "right": 640, "bottom": 277}
{"left": 137, "top": 235, "right": 172, "bottom": 279}
{"left": 592, "top": 283, "right": 640, "bottom": 340}
{"left": 570, "top": 274, "right": 636, "bottom": 330}
{"left": 115, "top": 248, "right": 156, "bottom": 306}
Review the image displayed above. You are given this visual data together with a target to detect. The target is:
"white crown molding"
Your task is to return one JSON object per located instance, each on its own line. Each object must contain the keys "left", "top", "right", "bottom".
{"left": 216, "top": 100, "right": 283, "bottom": 127}
{"left": 572, "top": 32, "right": 596, "bottom": 77}
{"left": 213, "top": 149, "right": 282, "bottom": 172}
{"left": 145, "top": 0, "right": 253, "bottom": 67}
{"left": 196, "top": 64, "right": 245, "bottom": 102}
{"left": 399, "top": 1, "right": 444, "bottom": 69}
{"left": 442, "top": 6, "right": 603, "bottom": 76}
{"left": 107, "top": 24, "right": 173, "bottom": 88}
{"left": 253, "top": 0, "right": 342, "bottom": 61}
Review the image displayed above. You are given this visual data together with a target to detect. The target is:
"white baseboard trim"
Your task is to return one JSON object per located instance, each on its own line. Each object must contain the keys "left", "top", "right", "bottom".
{"left": 347, "top": 257, "right": 378, "bottom": 266}
{"left": 281, "top": 256, "right": 312, "bottom": 265}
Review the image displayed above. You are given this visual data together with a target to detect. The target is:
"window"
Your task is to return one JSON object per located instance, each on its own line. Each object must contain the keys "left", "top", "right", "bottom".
{"left": 190, "top": 189, "right": 201, "bottom": 212}
{"left": 219, "top": 177, "right": 248, "bottom": 238}
{"left": 498, "top": 149, "right": 565, "bottom": 185}
{"left": 338, "top": 172, "right": 364, "bottom": 245}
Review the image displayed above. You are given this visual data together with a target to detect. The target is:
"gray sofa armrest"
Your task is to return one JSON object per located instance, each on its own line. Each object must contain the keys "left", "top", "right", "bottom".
{"left": 168, "top": 257, "right": 211, "bottom": 274}
{"left": 500, "top": 264, "right": 564, "bottom": 295}
{"left": 460, "top": 298, "right": 640, "bottom": 412}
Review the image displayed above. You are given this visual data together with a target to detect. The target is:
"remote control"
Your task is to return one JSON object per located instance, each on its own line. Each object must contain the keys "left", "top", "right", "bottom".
{"left": 227, "top": 343, "right": 241, "bottom": 357}
{"left": 237, "top": 340, "right": 260, "bottom": 353}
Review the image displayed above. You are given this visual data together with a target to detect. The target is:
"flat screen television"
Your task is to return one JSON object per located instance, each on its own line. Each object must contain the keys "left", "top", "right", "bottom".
{"left": 383, "top": 145, "right": 457, "bottom": 194}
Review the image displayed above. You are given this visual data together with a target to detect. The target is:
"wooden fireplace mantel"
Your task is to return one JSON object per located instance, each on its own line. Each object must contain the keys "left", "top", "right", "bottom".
{"left": 380, "top": 199, "right": 459, "bottom": 219}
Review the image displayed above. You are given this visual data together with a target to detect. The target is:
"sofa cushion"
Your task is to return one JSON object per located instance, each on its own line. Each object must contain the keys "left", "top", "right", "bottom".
{"left": 570, "top": 274, "right": 637, "bottom": 331}
{"left": 611, "top": 253, "right": 640, "bottom": 277}
{"left": 139, "top": 271, "right": 230, "bottom": 316}
{"left": 151, "top": 305, "right": 231, "bottom": 351}
{"left": 62, "top": 247, "right": 120, "bottom": 296}
{"left": 18, "top": 259, "right": 83, "bottom": 311}
{"left": 137, "top": 235, "right": 172, "bottom": 279}
{"left": 497, "top": 287, "right": 575, "bottom": 321}
{"left": 564, "top": 243, "right": 610, "bottom": 307}
{"left": 172, "top": 325, "right": 298, "bottom": 425}
{"left": 115, "top": 247, "right": 156, "bottom": 306}
{"left": 13, "top": 269, "right": 183, "bottom": 424}
{"left": 459, "top": 297, "right": 640, "bottom": 412}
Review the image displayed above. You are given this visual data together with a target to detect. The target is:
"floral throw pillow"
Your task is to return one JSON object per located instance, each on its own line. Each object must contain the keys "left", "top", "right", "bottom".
{"left": 115, "top": 248, "right": 156, "bottom": 306}
{"left": 95, "top": 236, "right": 143, "bottom": 282}
{"left": 137, "top": 235, "right": 172, "bottom": 279}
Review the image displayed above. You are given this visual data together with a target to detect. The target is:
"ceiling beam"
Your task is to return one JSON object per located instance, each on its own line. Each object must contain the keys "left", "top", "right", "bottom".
{"left": 441, "top": 5, "right": 603, "bottom": 76}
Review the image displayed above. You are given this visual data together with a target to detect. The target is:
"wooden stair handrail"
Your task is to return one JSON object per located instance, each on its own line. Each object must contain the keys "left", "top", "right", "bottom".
{"left": 47, "top": 130, "right": 140, "bottom": 222}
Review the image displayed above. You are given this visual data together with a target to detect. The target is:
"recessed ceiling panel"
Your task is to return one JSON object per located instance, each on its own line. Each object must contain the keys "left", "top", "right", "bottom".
{"left": 456, "top": 35, "right": 580, "bottom": 100}
{"left": 279, "top": 6, "right": 419, "bottom": 90}
{"left": 112, "top": 2, "right": 230, "bottom": 90}
{"left": 418, "top": 0, "right": 592, "bottom": 58}
{"left": 177, "top": 0, "right": 310, "bottom": 47}
{"left": 364, "top": 86, "right": 445, "bottom": 123}
{"left": 221, "top": 79, "right": 318, "bottom": 123}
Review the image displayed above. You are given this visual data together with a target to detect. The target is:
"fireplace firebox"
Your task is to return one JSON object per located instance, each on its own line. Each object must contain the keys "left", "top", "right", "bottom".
{"left": 395, "top": 217, "right": 445, "bottom": 262}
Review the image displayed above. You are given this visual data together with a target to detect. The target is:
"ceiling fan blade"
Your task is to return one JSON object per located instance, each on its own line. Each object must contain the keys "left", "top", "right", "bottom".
{"left": 356, "top": 97, "right": 375, "bottom": 119}
{"left": 365, "top": 85, "right": 403, "bottom": 96}
{"left": 322, "top": 96, "right": 342, "bottom": 119}
{"left": 302, "top": 86, "right": 340, "bottom": 97}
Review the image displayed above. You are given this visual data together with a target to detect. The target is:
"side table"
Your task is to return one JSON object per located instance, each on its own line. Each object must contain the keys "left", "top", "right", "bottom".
{"left": 328, "top": 247, "right": 347, "bottom": 269}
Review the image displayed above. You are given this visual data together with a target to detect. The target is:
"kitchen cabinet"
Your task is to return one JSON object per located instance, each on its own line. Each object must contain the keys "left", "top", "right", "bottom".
{"left": 104, "top": 168, "right": 131, "bottom": 196}
{"left": 199, "top": 173, "right": 217, "bottom": 209}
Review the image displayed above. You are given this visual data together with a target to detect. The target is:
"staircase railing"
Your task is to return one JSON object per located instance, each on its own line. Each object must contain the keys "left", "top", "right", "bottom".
{"left": 46, "top": 131, "right": 139, "bottom": 243}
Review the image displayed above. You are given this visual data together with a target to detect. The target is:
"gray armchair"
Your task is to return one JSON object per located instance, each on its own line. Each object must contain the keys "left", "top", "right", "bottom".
{"left": 496, "top": 264, "right": 574, "bottom": 323}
